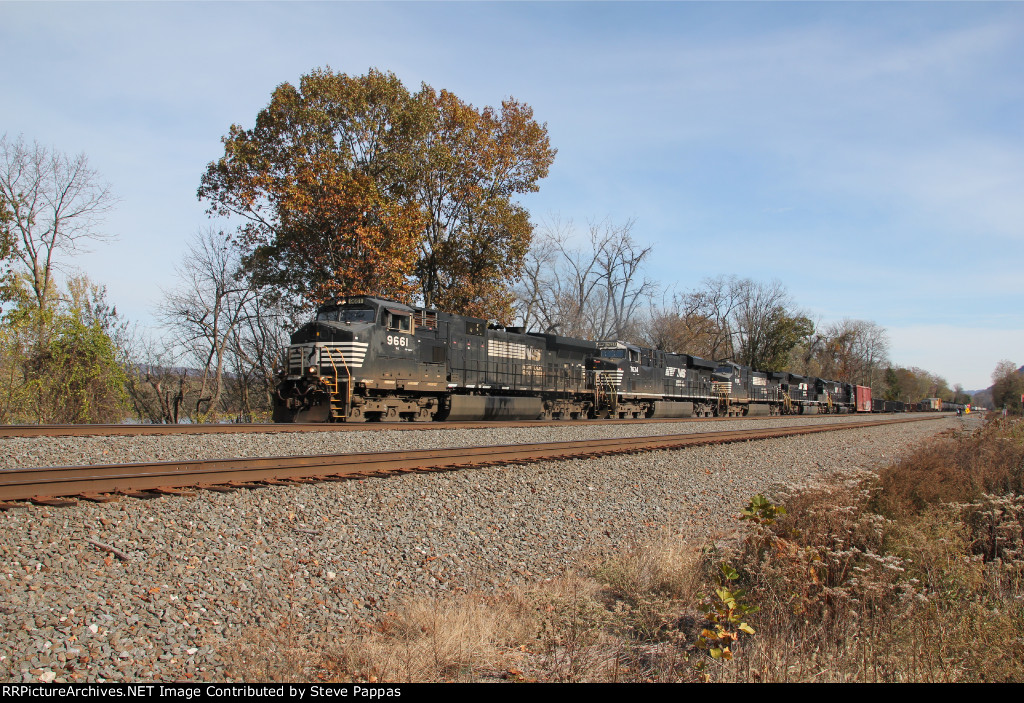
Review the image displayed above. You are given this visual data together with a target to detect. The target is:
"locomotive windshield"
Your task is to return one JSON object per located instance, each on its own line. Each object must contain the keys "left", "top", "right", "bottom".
{"left": 316, "top": 307, "right": 376, "bottom": 324}
{"left": 602, "top": 348, "right": 641, "bottom": 362}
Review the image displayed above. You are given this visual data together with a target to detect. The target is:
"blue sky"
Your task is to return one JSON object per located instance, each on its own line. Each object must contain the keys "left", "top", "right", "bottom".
{"left": 2, "top": 1, "right": 1022, "bottom": 390}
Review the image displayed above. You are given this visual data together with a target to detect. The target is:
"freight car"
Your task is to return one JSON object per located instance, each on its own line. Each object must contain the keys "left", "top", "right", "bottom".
{"left": 273, "top": 295, "right": 872, "bottom": 422}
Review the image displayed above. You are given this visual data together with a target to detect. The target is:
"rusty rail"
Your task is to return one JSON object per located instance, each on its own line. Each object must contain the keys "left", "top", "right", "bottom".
{"left": 0, "top": 416, "right": 944, "bottom": 504}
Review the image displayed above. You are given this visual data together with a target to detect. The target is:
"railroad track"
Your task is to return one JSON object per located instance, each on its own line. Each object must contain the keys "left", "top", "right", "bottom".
{"left": 0, "top": 415, "right": 942, "bottom": 506}
{"left": 0, "top": 412, "right": 951, "bottom": 438}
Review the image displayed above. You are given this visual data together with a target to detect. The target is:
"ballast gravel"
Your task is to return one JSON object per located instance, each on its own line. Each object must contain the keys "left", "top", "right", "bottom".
{"left": 1, "top": 414, "right": 922, "bottom": 470}
{"left": 0, "top": 415, "right": 966, "bottom": 682}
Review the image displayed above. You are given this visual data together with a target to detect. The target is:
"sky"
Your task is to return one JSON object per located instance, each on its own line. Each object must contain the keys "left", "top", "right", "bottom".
{"left": 1, "top": 0, "right": 1022, "bottom": 391}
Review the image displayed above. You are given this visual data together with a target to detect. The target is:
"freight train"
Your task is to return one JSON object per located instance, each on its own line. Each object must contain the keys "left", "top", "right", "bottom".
{"left": 272, "top": 295, "right": 937, "bottom": 423}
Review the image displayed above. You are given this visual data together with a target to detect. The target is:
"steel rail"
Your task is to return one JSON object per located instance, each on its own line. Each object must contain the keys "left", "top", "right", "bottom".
{"left": 0, "top": 413, "right": 952, "bottom": 439}
{"left": 0, "top": 416, "right": 942, "bottom": 503}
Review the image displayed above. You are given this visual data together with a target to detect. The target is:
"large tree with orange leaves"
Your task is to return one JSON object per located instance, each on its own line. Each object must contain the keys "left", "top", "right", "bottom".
{"left": 199, "top": 68, "right": 555, "bottom": 321}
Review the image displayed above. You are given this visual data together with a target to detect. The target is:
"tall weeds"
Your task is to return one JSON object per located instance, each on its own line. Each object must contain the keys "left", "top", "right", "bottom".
{"left": 226, "top": 417, "right": 1024, "bottom": 682}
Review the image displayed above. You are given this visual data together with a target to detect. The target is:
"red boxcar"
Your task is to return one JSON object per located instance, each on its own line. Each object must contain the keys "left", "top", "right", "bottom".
{"left": 855, "top": 385, "right": 872, "bottom": 412}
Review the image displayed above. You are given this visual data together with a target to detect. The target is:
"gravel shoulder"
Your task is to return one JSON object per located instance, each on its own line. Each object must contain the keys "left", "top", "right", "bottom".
{"left": 1, "top": 414, "right": 927, "bottom": 469}
{"left": 0, "top": 415, "right": 968, "bottom": 682}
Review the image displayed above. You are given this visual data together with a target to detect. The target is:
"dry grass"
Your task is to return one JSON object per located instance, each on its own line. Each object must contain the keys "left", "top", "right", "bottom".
{"left": 225, "top": 417, "right": 1024, "bottom": 683}
{"left": 719, "top": 418, "right": 1024, "bottom": 683}
{"left": 874, "top": 417, "right": 1024, "bottom": 516}
{"left": 307, "top": 543, "right": 707, "bottom": 683}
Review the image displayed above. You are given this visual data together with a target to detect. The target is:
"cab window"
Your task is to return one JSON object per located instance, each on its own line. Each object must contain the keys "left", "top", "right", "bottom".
{"left": 385, "top": 311, "right": 412, "bottom": 333}
{"left": 317, "top": 307, "right": 375, "bottom": 323}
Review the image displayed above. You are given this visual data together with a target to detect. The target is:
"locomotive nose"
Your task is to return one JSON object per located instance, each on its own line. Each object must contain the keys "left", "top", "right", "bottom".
{"left": 308, "top": 322, "right": 362, "bottom": 343}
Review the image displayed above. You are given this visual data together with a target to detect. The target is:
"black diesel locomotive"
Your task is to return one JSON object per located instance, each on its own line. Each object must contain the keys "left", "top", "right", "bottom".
{"left": 273, "top": 295, "right": 865, "bottom": 422}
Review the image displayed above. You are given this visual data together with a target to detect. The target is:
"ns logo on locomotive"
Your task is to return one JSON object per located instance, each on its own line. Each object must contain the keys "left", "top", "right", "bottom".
{"left": 273, "top": 295, "right": 877, "bottom": 423}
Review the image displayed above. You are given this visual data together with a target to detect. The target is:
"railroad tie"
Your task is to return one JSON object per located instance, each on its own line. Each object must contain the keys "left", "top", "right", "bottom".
{"left": 151, "top": 487, "right": 198, "bottom": 497}
{"left": 196, "top": 485, "right": 238, "bottom": 493}
{"left": 78, "top": 493, "right": 122, "bottom": 503}
{"left": 30, "top": 496, "right": 78, "bottom": 507}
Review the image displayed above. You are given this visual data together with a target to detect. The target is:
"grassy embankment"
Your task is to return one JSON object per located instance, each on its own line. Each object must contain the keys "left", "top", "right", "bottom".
{"left": 229, "top": 417, "right": 1024, "bottom": 682}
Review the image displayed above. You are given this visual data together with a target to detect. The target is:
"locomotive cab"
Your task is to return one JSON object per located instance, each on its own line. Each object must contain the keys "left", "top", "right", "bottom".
{"left": 589, "top": 341, "right": 646, "bottom": 418}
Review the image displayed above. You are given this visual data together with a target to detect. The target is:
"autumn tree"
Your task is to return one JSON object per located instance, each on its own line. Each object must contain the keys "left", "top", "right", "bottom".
{"left": 991, "top": 360, "right": 1024, "bottom": 414}
{"left": 640, "top": 288, "right": 733, "bottom": 361}
{"left": 199, "top": 68, "right": 555, "bottom": 321}
{"left": 641, "top": 299, "right": 723, "bottom": 359}
{"left": 639, "top": 276, "right": 810, "bottom": 369}
{"left": 809, "top": 319, "right": 890, "bottom": 386}
{"left": 879, "top": 365, "right": 953, "bottom": 403}
{"left": 0, "top": 199, "right": 14, "bottom": 306}
{"left": 413, "top": 88, "right": 554, "bottom": 318}
{"left": 0, "top": 134, "right": 115, "bottom": 315}
{"left": 952, "top": 383, "right": 971, "bottom": 405}
{"left": 681, "top": 276, "right": 747, "bottom": 361}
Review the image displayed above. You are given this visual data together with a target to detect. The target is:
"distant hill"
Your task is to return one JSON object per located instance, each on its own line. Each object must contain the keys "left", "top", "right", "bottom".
{"left": 972, "top": 388, "right": 993, "bottom": 409}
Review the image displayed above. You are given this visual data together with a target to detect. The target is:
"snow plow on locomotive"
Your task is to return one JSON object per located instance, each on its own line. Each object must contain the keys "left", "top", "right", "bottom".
{"left": 273, "top": 295, "right": 876, "bottom": 423}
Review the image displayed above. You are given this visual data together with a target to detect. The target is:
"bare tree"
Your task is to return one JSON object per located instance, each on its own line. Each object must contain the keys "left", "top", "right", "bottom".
{"left": 0, "top": 134, "right": 115, "bottom": 313}
{"left": 513, "top": 221, "right": 563, "bottom": 332}
{"left": 160, "top": 228, "right": 258, "bottom": 421}
{"left": 157, "top": 227, "right": 296, "bottom": 422}
{"left": 224, "top": 290, "right": 293, "bottom": 421}
{"left": 118, "top": 329, "right": 189, "bottom": 424}
{"left": 514, "top": 217, "right": 656, "bottom": 340}
{"left": 687, "top": 275, "right": 746, "bottom": 361}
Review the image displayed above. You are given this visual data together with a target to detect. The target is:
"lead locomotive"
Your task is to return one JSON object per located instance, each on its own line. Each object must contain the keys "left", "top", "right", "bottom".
{"left": 273, "top": 295, "right": 868, "bottom": 422}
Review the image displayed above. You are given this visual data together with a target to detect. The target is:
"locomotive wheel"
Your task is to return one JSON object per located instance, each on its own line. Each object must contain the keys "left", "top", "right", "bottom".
{"left": 412, "top": 408, "right": 434, "bottom": 422}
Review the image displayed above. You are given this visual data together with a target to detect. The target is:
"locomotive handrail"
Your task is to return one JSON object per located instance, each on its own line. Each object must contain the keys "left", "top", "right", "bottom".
{"left": 325, "top": 345, "right": 352, "bottom": 420}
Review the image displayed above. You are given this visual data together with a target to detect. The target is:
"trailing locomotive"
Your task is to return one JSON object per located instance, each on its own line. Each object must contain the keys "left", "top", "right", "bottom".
{"left": 272, "top": 295, "right": 873, "bottom": 422}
